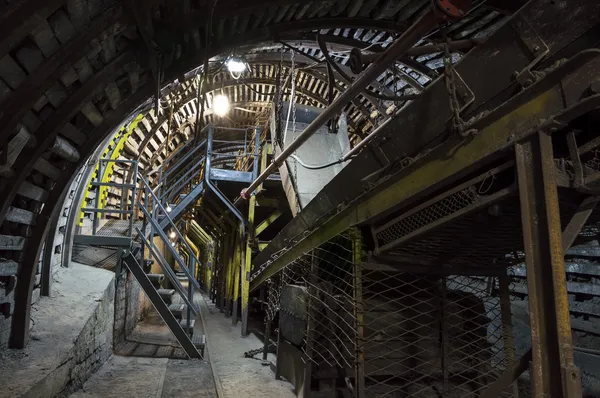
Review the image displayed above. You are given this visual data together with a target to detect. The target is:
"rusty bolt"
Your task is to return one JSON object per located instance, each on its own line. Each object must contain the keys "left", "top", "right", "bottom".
{"left": 533, "top": 45, "right": 540, "bottom": 52}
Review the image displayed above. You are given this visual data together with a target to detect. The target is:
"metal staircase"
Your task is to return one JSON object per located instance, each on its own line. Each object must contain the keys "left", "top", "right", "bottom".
{"left": 76, "top": 156, "right": 206, "bottom": 359}
{"left": 75, "top": 123, "right": 278, "bottom": 359}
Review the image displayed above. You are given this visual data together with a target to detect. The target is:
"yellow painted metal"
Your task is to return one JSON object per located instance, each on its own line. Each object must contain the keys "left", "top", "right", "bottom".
{"left": 185, "top": 235, "right": 200, "bottom": 281}
{"left": 231, "top": 225, "right": 243, "bottom": 323}
{"left": 188, "top": 220, "right": 218, "bottom": 292}
{"left": 351, "top": 227, "right": 365, "bottom": 398}
{"left": 250, "top": 87, "right": 563, "bottom": 291}
{"left": 258, "top": 242, "right": 269, "bottom": 251}
{"left": 241, "top": 193, "right": 256, "bottom": 335}
{"left": 224, "top": 233, "right": 234, "bottom": 308}
{"left": 255, "top": 209, "right": 282, "bottom": 236}
{"left": 77, "top": 114, "right": 144, "bottom": 225}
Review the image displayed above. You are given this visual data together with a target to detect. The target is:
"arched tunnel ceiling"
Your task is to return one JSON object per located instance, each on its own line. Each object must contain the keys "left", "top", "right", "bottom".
{"left": 0, "top": 0, "right": 520, "bottom": 348}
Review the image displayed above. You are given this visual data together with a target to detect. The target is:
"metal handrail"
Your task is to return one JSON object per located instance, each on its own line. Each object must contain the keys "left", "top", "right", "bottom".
{"left": 139, "top": 174, "right": 206, "bottom": 276}
{"left": 162, "top": 139, "right": 207, "bottom": 180}
{"left": 160, "top": 157, "right": 205, "bottom": 202}
{"left": 137, "top": 204, "right": 201, "bottom": 290}
{"left": 137, "top": 229, "right": 200, "bottom": 314}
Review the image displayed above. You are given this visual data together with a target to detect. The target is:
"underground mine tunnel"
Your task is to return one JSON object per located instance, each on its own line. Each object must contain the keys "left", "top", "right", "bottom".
{"left": 1, "top": 0, "right": 600, "bottom": 397}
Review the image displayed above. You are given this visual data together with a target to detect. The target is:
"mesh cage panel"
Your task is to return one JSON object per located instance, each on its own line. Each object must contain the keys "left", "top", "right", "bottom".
{"left": 259, "top": 229, "right": 519, "bottom": 397}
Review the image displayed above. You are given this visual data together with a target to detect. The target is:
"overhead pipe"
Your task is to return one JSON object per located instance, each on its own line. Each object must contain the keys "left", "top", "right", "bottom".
{"left": 349, "top": 37, "right": 487, "bottom": 74}
{"left": 238, "top": 0, "right": 471, "bottom": 202}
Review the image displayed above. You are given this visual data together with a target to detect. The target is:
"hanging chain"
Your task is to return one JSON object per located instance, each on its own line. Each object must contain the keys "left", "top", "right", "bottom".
{"left": 290, "top": 49, "right": 301, "bottom": 215}
{"left": 442, "top": 28, "right": 476, "bottom": 138}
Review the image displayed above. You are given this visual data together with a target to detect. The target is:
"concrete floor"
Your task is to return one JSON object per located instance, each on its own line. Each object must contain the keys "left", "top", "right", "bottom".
{"left": 70, "top": 293, "right": 294, "bottom": 398}
{"left": 199, "top": 295, "right": 295, "bottom": 398}
{"left": 70, "top": 356, "right": 216, "bottom": 398}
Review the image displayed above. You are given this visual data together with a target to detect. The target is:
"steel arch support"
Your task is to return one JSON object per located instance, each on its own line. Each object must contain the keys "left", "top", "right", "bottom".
{"left": 8, "top": 86, "right": 153, "bottom": 348}
{"left": 515, "top": 132, "right": 581, "bottom": 397}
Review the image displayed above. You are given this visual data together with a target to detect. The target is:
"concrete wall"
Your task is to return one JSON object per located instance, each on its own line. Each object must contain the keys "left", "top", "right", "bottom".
{"left": 113, "top": 270, "right": 151, "bottom": 347}
{"left": 277, "top": 106, "right": 350, "bottom": 213}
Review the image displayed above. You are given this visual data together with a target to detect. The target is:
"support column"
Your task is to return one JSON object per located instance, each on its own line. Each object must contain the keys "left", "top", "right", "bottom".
{"left": 241, "top": 195, "right": 256, "bottom": 335}
{"left": 351, "top": 228, "right": 365, "bottom": 398}
{"left": 515, "top": 131, "right": 582, "bottom": 397}
{"left": 241, "top": 129, "right": 260, "bottom": 336}
{"left": 232, "top": 226, "right": 242, "bottom": 324}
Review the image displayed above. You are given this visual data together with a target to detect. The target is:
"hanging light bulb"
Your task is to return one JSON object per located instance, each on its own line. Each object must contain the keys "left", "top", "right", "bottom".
{"left": 169, "top": 230, "right": 176, "bottom": 239}
{"left": 212, "top": 94, "right": 230, "bottom": 117}
{"left": 166, "top": 204, "right": 172, "bottom": 213}
{"left": 226, "top": 58, "right": 246, "bottom": 73}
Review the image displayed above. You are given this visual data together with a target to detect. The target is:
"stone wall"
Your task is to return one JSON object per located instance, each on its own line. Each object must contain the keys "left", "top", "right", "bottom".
{"left": 0, "top": 275, "right": 16, "bottom": 348}
{"left": 0, "top": 264, "right": 115, "bottom": 398}
{"left": 55, "top": 279, "right": 115, "bottom": 397}
{"left": 113, "top": 269, "right": 151, "bottom": 347}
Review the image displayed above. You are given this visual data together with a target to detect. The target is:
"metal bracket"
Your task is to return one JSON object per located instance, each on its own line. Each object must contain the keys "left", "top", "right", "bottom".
{"left": 567, "top": 131, "right": 588, "bottom": 191}
{"left": 452, "top": 69, "right": 475, "bottom": 111}
{"left": 566, "top": 130, "right": 600, "bottom": 194}
{"left": 512, "top": 15, "right": 550, "bottom": 87}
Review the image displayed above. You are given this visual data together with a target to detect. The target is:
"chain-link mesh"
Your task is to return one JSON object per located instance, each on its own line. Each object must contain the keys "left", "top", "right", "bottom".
{"left": 375, "top": 186, "right": 481, "bottom": 247}
{"left": 259, "top": 229, "right": 518, "bottom": 397}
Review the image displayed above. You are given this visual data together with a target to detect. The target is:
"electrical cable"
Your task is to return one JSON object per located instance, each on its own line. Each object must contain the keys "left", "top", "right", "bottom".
{"left": 290, "top": 154, "right": 356, "bottom": 170}
{"left": 317, "top": 34, "right": 419, "bottom": 102}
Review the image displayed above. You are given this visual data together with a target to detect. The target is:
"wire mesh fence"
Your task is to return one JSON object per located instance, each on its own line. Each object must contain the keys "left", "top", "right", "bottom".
{"left": 260, "top": 228, "right": 520, "bottom": 397}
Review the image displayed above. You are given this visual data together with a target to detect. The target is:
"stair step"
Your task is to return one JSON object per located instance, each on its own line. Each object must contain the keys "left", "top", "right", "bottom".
{"left": 147, "top": 274, "right": 164, "bottom": 285}
{"left": 158, "top": 289, "right": 175, "bottom": 304}
{"left": 192, "top": 333, "right": 206, "bottom": 347}
{"left": 180, "top": 318, "right": 195, "bottom": 333}
{"left": 192, "top": 333, "right": 206, "bottom": 357}
{"left": 169, "top": 303, "right": 185, "bottom": 319}
{"left": 121, "top": 253, "right": 202, "bottom": 359}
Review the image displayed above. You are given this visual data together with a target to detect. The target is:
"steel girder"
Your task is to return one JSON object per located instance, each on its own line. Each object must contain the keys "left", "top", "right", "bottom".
{"left": 251, "top": 0, "right": 600, "bottom": 280}
{"left": 250, "top": 49, "right": 600, "bottom": 289}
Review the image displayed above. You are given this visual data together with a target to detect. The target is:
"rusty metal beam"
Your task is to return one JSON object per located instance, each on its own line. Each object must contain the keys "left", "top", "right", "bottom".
{"left": 480, "top": 349, "right": 533, "bottom": 398}
{"left": 479, "top": 194, "right": 598, "bottom": 396}
{"left": 562, "top": 196, "right": 600, "bottom": 250}
{"left": 249, "top": 49, "right": 600, "bottom": 291}
{"left": 515, "top": 131, "right": 581, "bottom": 396}
{"left": 239, "top": 7, "right": 447, "bottom": 201}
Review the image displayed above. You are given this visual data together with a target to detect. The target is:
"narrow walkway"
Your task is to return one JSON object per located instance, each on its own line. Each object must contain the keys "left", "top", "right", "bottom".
{"left": 70, "top": 356, "right": 216, "bottom": 398}
{"left": 199, "top": 295, "right": 295, "bottom": 398}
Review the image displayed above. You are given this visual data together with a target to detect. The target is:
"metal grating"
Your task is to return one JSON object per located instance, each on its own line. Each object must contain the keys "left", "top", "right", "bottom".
{"left": 375, "top": 186, "right": 481, "bottom": 247}
{"left": 385, "top": 200, "right": 526, "bottom": 270}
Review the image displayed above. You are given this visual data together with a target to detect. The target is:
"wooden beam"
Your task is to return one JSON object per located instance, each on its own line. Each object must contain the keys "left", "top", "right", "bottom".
{"left": 0, "top": 6, "right": 122, "bottom": 162}
{"left": 0, "top": 52, "right": 134, "bottom": 224}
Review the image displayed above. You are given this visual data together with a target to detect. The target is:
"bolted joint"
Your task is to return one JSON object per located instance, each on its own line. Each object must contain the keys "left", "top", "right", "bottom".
{"left": 432, "top": 0, "right": 472, "bottom": 20}
{"left": 240, "top": 188, "right": 250, "bottom": 200}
